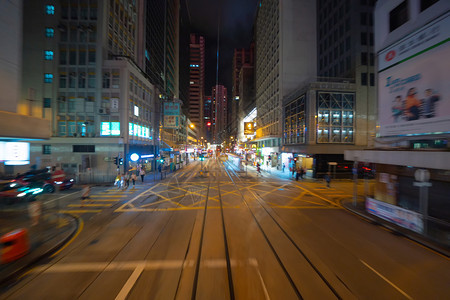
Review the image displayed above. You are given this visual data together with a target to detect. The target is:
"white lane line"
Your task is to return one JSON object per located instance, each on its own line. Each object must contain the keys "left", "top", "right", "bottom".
{"left": 115, "top": 264, "right": 145, "bottom": 300}
{"left": 251, "top": 259, "right": 270, "bottom": 300}
{"left": 360, "top": 260, "right": 412, "bottom": 300}
{"left": 46, "top": 190, "right": 81, "bottom": 204}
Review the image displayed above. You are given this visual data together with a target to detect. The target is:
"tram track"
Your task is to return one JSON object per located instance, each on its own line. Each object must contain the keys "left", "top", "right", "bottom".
{"left": 222, "top": 159, "right": 347, "bottom": 299}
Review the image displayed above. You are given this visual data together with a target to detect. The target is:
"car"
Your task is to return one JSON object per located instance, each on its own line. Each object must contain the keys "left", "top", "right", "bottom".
{"left": 0, "top": 181, "right": 43, "bottom": 205}
{"left": 14, "top": 169, "right": 74, "bottom": 193}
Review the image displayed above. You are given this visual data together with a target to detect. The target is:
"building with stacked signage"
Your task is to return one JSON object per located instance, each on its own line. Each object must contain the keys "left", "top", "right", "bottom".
{"left": 345, "top": 0, "right": 450, "bottom": 246}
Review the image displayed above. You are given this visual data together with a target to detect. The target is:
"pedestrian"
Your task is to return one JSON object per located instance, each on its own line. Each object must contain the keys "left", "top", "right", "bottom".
{"left": 81, "top": 184, "right": 91, "bottom": 200}
{"left": 131, "top": 172, "right": 137, "bottom": 187}
{"left": 115, "top": 173, "right": 122, "bottom": 189}
{"left": 256, "top": 163, "right": 261, "bottom": 176}
{"left": 299, "top": 167, "right": 304, "bottom": 180}
{"left": 282, "top": 163, "right": 285, "bottom": 173}
{"left": 158, "top": 163, "right": 162, "bottom": 173}
{"left": 295, "top": 167, "right": 300, "bottom": 181}
{"left": 140, "top": 168, "right": 145, "bottom": 182}
{"left": 124, "top": 172, "right": 130, "bottom": 188}
{"left": 324, "top": 172, "right": 331, "bottom": 188}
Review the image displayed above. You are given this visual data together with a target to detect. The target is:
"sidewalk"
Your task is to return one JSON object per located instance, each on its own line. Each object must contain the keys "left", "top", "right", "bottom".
{"left": 0, "top": 204, "right": 78, "bottom": 287}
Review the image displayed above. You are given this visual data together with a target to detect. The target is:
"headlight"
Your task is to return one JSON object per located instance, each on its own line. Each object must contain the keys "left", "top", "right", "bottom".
{"left": 32, "top": 188, "right": 43, "bottom": 194}
{"left": 69, "top": 179, "right": 74, "bottom": 182}
{"left": 55, "top": 181, "right": 63, "bottom": 184}
{"left": 17, "top": 192, "right": 26, "bottom": 197}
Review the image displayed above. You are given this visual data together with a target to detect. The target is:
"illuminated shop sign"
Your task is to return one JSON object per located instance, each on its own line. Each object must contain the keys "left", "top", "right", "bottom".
{"left": 100, "top": 122, "right": 120, "bottom": 136}
{"left": 0, "top": 142, "right": 30, "bottom": 165}
{"left": 128, "top": 122, "right": 151, "bottom": 139}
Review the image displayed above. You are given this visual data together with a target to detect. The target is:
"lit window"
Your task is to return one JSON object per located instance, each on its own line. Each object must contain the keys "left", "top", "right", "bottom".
{"left": 45, "top": 27, "right": 54, "bottom": 37}
{"left": 44, "top": 73, "right": 53, "bottom": 83}
{"left": 46, "top": 5, "right": 55, "bottom": 15}
{"left": 44, "top": 50, "right": 54, "bottom": 60}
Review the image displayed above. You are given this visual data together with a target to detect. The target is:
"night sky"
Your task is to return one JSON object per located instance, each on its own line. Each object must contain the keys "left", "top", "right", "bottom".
{"left": 186, "top": 0, "right": 259, "bottom": 96}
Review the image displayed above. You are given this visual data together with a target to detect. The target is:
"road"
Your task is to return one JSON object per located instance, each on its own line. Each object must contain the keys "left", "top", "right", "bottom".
{"left": 1, "top": 156, "right": 449, "bottom": 299}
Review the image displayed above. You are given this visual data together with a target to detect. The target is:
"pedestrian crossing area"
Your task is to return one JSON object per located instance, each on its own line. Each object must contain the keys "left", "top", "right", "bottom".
{"left": 59, "top": 186, "right": 143, "bottom": 215}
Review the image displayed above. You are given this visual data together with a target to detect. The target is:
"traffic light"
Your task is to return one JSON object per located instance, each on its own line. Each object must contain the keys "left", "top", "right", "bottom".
{"left": 159, "top": 156, "right": 165, "bottom": 163}
{"left": 207, "top": 122, "right": 211, "bottom": 127}
{"left": 114, "top": 157, "right": 119, "bottom": 165}
{"left": 119, "top": 158, "right": 123, "bottom": 165}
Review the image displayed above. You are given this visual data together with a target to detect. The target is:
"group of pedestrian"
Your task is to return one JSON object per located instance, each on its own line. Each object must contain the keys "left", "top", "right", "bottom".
{"left": 115, "top": 168, "right": 146, "bottom": 190}
{"left": 294, "top": 166, "right": 306, "bottom": 181}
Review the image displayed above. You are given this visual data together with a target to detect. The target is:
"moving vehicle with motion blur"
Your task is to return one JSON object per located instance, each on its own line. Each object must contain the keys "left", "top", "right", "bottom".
{"left": 13, "top": 169, "right": 74, "bottom": 193}
{"left": 0, "top": 180, "right": 43, "bottom": 205}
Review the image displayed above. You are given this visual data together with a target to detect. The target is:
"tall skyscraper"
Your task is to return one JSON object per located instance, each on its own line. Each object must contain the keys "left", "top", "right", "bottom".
{"left": 144, "top": 0, "right": 179, "bottom": 99}
{"left": 189, "top": 34, "right": 205, "bottom": 137}
{"left": 255, "top": 0, "right": 317, "bottom": 160}
{"left": 212, "top": 85, "right": 227, "bottom": 143}
{"left": 231, "top": 45, "right": 254, "bottom": 138}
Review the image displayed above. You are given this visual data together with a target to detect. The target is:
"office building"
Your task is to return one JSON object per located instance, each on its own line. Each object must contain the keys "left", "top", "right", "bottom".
{"left": 255, "top": 0, "right": 317, "bottom": 169}
{"left": 20, "top": 0, "right": 158, "bottom": 182}
{"left": 189, "top": 34, "right": 205, "bottom": 137}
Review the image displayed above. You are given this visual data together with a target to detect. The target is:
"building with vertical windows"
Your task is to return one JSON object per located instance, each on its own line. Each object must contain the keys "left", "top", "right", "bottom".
{"left": 189, "top": 34, "right": 205, "bottom": 137}
{"left": 0, "top": 0, "right": 50, "bottom": 175}
{"left": 20, "top": 0, "right": 159, "bottom": 183}
{"left": 230, "top": 45, "right": 254, "bottom": 141}
{"left": 346, "top": 0, "right": 450, "bottom": 246}
{"left": 278, "top": 0, "right": 378, "bottom": 178}
{"left": 212, "top": 85, "right": 228, "bottom": 144}
{"left": 204, "top": 95, "right": 213, "bottom": 141}
{"left": 255, "top": 0, "right": 317, "bottom": 169}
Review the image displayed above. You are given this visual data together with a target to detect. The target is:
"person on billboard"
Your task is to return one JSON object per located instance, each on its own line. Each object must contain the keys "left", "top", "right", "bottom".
{"left": 404, "top": 88, "right": 421, "bottom": 121}
{"left": 392, "top": 96, "right": 403, "bottom": 122}
{"left": 422, "top": 89, "right": 440, "bottom": 118}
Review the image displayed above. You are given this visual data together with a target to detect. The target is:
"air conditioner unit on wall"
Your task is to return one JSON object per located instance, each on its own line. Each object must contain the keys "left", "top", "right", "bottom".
{"left": 98, "top": 108, "right": 110, "bottom": 114}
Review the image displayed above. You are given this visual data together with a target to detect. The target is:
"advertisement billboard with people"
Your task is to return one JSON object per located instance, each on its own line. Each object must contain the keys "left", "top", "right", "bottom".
{"left": 378, "top": 13, "right": 450, "bottom": 137}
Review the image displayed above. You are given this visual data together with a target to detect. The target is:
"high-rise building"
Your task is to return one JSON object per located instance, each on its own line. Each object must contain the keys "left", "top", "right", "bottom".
{"left": 212, "top": 85, "right": 227, "bottom": 143}
{"left": 231, "top": 45, "right": 254, "bottom": 139}
{"left": 255, "top": 0, "right": 317, "bottom": 167}
{"left": 316, "top": 0, "right": 377, "bottom": 146}
{"left": 189, "top": 34, "right": 205, "bottom": 137}
{"left": 20, "top": 0, "right": 158, "bottom": 182}
{"left": 0, "top": 0, "right": 50, "bottom": 175}
{"left": 204, "top": 95, "right": 213, "bottom": 141}
{"left": 144, "top": 0, "right": 179, "bottom": 99}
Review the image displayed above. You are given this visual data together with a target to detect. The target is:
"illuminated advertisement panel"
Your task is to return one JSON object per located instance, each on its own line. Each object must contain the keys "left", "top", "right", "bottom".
{"left": 100, "top": 122, "right": 120, "bottom": 136}
{"left": 378, "top": 14, "right": 450, "bottom": 137}
{"left": 0, "top": 142, "right": 30, "bottom": 165}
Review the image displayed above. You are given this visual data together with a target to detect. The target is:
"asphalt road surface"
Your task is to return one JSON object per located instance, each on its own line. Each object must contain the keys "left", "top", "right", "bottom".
{"left": 1, "top": 156, "right": 449, "bottom": 299}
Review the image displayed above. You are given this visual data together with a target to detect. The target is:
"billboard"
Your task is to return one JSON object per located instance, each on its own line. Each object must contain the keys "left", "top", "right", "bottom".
{"left": 244, "top": 122, "right": 255, "bottom": 135}
{"left": 0, "top": 142, "right": 30, "bottom": 165}
{"left": 163, "top": 102, "right": 180, "bottom": 129}
{"left": 378, "top": 13, "right": 450, "bottom": 137}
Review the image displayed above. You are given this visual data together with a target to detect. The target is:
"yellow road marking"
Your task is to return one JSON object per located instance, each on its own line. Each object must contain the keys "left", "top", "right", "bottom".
{"left": 293, "top": 183, "right": 341, "bottom": 207}
{"left": 82, "top": 199, "right": 120, "bottom": 202}
{"left": 59, "top": 210, "right": 102, "bottom": 214}
{"left": 116, "top": 206, "right": 241, "bottom": 212}
{"left": 51, "top": 215, "right": 84, "bottom": 257}
{"left": 91, "top": 195, "right": 127, "bottom": 198}
{"left": 68, "top": 204, "right": 111, "bottom": 207}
